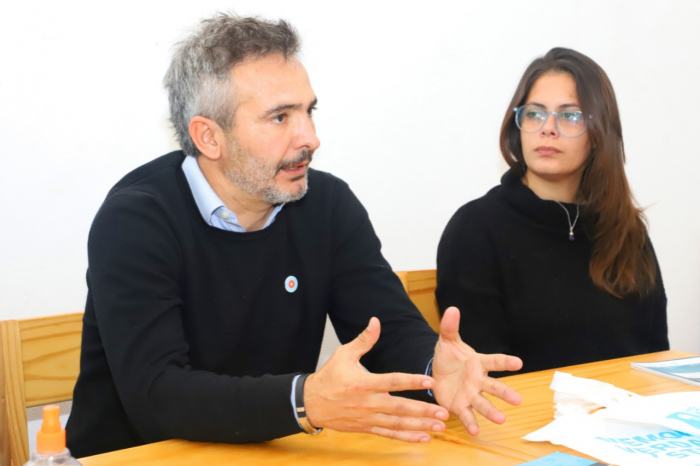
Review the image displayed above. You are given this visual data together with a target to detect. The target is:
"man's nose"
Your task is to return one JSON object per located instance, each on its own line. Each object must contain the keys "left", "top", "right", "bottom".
{"left": 294, "top": 116, "right": 321, "bottom": 151}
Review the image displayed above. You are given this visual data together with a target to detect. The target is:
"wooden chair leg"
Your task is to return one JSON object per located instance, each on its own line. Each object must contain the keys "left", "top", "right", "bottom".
{"left": 0, "top": 322, "right": 11, "bottom": 466}
{"left": 1, "top": 321, "right": 30, "bottom": 466}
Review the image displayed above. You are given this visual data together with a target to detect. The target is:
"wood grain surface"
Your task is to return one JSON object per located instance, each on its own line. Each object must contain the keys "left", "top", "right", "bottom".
{"left": 79, "top": 429, "right": 523, "bottom": 466}
{"left": 19, "top": 312, "right": 83, "bottom": 407}
{"left": 445, "top": 350, "right": 699, "bottom": 460}
{"left": 78, "top": 350, "right": 698, "bottom": 465}
{"left": 1, "top": 312, "right": 83, "bottom": 466}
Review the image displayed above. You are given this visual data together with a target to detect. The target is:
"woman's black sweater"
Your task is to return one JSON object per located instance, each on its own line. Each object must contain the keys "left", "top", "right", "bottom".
{"left": 436, "top": 169, "right": 669, "bottom": 375}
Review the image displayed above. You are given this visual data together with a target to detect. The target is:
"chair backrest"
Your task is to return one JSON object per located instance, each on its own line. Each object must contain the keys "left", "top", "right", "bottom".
{"left": 396, "top": 269, "right": 441, "bottom": 333}
{"left": 0, "top": 312, "right": 83, "bottom": 466}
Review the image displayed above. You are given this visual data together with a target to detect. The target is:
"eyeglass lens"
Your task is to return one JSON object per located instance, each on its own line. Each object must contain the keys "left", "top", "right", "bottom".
{"left": 516, "top": 105, "right": 587, "bottom": 137}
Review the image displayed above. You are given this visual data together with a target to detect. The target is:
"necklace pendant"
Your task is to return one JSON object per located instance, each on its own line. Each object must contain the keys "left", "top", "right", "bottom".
{"left": 556, "top": 201, "right": 580, "bottom": 243}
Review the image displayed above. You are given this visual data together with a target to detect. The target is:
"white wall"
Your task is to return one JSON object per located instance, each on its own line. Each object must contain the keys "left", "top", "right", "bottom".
{"left": 1, "top": 0, "right": 699, "bottom": 356}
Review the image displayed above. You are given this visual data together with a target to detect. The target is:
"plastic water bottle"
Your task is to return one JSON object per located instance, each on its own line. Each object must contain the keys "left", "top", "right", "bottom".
{"left": 24, "top": 405, "right": 82, "bottom": 465}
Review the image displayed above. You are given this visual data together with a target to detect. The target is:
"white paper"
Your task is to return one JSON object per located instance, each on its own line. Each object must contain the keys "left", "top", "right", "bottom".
{"left": 550, "top": 371, "right": 640, "bottom": 418}
{"left": 524, "top": 372, "right": 700, "bottom": 466}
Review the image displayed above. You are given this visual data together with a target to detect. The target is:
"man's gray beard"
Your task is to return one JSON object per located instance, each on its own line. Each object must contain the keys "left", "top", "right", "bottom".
{"left": 224, "top": 146, "right": 311, "bottom": 205}
{"left": 260, "top": 172, "right": 309, "bottom": 204}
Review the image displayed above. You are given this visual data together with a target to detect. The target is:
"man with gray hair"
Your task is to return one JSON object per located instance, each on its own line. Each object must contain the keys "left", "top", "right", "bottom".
{"left": 67, "top": 13, "right": 523, "bottom": 457}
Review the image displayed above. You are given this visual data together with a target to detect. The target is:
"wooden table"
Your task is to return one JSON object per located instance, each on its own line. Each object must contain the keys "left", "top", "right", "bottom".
{"left": 78, "top": 430, "right": 524, "bottom": 466}
{"left": 443, "top": 350, "right": 700, "bottom": 462}
{"left": 80, "top": 350, "right": 698, "bottom": 465}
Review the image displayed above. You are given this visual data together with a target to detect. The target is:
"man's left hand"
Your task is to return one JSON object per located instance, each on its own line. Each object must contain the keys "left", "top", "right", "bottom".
{"left": 432, "top": 306, "right": 523, "bottom": 435}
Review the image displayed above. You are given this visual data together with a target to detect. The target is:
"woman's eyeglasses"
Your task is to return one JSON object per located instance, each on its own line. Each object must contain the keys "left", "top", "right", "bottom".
{"left": 514, "top": 105, "right": 591, "bottom": 138}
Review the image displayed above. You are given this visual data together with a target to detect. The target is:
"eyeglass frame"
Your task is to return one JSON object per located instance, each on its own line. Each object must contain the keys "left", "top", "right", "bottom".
{"left": 513, "top": 105, "right": 592, "bottom": 138}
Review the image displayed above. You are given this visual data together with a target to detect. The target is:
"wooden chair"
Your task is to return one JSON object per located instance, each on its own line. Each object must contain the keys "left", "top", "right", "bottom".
{"left": 0, "top": 312, "right": 83, "bottom": 466}
{"left": 396, "top": 269, "right": 441, "bottom": 333}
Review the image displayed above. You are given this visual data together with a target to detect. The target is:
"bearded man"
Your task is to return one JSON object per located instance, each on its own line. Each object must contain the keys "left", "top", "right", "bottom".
{"left": 67, "top": 13, "right": 522, "bottom": 457}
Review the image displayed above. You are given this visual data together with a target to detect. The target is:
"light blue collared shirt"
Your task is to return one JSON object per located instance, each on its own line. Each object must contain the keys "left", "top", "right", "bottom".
{"left": 181, "top": 155, "right": 283, "bottom": 232}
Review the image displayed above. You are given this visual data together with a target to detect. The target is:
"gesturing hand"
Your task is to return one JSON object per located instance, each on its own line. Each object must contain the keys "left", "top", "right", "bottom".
{"left": 432, "top": 307, "right": 523, "bottom": 435}
{"left": 304, "top": 317, "right": 450, "bottom": 443}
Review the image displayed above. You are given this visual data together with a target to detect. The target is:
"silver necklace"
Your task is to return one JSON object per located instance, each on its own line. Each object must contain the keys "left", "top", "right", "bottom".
{"left": 555, "top": 201, "right": 580, "bottom": 241}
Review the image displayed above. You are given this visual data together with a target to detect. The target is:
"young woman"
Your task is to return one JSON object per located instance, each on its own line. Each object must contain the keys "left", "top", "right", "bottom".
{"left": 436, "top": 48, "right": 668, "bottom": 375}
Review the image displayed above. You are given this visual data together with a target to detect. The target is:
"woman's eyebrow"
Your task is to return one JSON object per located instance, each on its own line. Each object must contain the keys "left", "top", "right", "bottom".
{"left": 524, "top": 101, "right": 580, "bottom": 109}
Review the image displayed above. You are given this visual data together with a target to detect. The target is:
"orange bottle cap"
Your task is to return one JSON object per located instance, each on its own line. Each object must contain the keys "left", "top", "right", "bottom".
{"left": 37, "top": 405, "right": 66, "bottom": 454}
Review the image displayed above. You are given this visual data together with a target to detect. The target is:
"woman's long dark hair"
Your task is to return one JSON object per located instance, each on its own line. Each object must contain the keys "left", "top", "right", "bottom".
{"left": 500, "top": 47, "right": 656, "bottom": 298}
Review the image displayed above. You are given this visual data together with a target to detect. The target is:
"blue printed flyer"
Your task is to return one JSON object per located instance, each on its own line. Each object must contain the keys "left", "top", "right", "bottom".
{"left": 632, "top": 357, "right": 700, "bottom": 387}
{"left": 524, "top": 409, "right": 700, "bottom": 466}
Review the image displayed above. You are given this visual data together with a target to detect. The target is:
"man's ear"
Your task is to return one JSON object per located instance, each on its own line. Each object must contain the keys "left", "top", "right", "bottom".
{"left": 189, "top": 116, "right": 224, "bottom": 161}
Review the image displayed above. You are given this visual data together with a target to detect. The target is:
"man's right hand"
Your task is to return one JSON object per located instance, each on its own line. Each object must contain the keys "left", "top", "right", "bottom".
{"left": 303, "top": 317, "right": 449, "bottom": 443}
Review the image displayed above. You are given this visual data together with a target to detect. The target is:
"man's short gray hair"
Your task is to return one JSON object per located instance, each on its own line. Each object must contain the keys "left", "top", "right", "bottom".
{"left": 163, "top": 13, "right": 300, "bottom": 156}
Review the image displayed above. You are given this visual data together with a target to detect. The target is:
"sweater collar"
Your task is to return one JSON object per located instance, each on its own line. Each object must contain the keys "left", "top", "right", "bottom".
{"left": 498, "top": 169, "right": 587, "bottom": 233}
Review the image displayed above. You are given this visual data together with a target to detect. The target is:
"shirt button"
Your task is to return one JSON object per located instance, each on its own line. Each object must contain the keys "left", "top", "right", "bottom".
{"left": 221, "top": 212, "right": 229, "bottom": 219}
